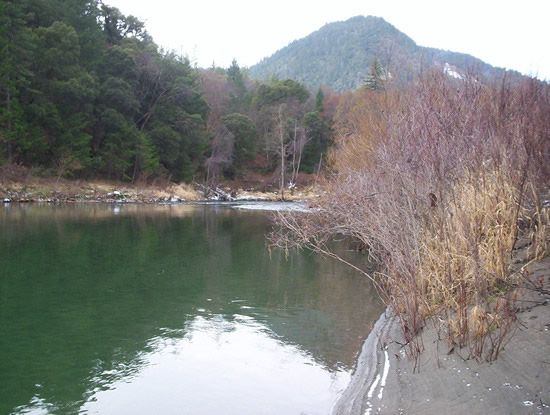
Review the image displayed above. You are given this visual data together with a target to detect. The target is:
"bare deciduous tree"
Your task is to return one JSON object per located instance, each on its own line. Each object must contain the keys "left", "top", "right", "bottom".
{"left": 205, "top": 124, "right": 233, "bottom": 187}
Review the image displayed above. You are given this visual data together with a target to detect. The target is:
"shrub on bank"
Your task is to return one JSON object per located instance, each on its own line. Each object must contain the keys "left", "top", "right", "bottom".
{"left": 271, "top": 70, "right": 549, "bottom": 362}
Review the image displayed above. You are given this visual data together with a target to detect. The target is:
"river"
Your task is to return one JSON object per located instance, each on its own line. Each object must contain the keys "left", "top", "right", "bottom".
{"left": 0, "top": 203, "right": 384, "bottom": 415}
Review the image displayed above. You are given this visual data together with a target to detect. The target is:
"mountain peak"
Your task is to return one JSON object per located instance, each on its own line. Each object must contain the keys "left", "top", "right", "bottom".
{"left": 249, "top": 16, "right": 509, "bottom": 91}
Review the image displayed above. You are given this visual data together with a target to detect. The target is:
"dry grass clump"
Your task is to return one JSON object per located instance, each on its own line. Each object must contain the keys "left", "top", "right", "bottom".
{"left": 271, "top": 70, "right": 550, "bottom": 362}
{"left": 164, "top": 183, "right": 202, "bottom": 201}
{"left": 415, "top": 167, "right": 548, "bottom": 360}
{"left": 527, "top": 188, "right": 550, "bottom": 261}
{"left": 419, "top": 168, "right": 521, "bottom": 315}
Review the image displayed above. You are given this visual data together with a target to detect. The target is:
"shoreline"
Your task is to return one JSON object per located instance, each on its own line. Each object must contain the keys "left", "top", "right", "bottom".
{"left": 331, "top": 308, "right": 397, "bottom": 415}
{"left": 333, "top": 257, "right": 550, "bottom": 415}
{"left": 0, "top": 180, "right": 319, "bottom": 205}
{"left": 0, "top": 165, "right": 323, "bottom": 204}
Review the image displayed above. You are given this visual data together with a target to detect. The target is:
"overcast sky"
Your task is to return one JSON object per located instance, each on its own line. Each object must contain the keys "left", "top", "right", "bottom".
{"left": 105, "top": 0, "right": 550, "bottom": 81}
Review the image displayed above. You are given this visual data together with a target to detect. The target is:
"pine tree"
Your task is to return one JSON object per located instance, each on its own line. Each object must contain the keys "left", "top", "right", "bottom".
{"left": 315, "top": 88, "right": 325, "bottom": 113}
{"left": 363, "top": 58, "right": 385, "bottom": 92}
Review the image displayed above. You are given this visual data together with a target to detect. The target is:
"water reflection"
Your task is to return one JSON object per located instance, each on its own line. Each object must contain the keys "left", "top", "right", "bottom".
{"left": 82, "top": 314, "right": 349, "bottom": 415}
{"left": 0, "top": 204, "right": 384, "bottom": 415}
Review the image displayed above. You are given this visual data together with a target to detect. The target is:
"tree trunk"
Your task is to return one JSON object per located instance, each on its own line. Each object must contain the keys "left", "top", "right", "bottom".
{"left": 278, "top": 107, "right": 285, "bottom": 200}
{"left": 280, "top": 127, "right": 285, "bottom": 200}
{"left": 132, "top": 153, "right": 139, "bottom": 183}
{"left": 291, "top": 120, "right": 297, "bottom": 184}
{"left": 294, "top": 129, "right": 304, "bottom": 184}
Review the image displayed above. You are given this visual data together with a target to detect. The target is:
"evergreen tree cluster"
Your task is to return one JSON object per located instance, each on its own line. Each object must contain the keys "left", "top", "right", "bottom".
{"left": 0, "top": 0, "right": 208, "bottom": 182}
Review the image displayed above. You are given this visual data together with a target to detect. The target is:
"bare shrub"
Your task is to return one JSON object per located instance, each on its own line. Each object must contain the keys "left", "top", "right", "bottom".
{"left": 270, "top": 69, "right": 550, "bottom": 362}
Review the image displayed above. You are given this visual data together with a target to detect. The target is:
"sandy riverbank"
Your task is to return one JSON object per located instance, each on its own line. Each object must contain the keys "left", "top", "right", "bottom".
{"left": 333, "top": 256, "right": 550, "bottom": 415}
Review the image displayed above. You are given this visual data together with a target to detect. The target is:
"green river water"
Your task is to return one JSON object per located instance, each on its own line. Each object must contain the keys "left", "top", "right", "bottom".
{"left": 0, "top": 203, "right": 383, "bottom": 415}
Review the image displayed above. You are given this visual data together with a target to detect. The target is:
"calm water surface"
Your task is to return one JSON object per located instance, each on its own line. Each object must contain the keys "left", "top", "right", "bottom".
{"left": 0, "top": 203, "right": 384, "bottom": 415}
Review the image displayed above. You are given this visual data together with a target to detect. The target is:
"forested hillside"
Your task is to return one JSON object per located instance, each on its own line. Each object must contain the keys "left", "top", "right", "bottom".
{"left": 0, "top": 0, "right": 332, "bottom": 186}
{"left": 249, "top": 16, "right": 517, "bottom": 91}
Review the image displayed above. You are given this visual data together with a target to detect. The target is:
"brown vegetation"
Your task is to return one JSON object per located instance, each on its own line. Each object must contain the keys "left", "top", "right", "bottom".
{"left": 270, "top": 69, "right": 550, "bottom": 362}
{"left": 0, "top": 164, "right": 202, "bottom": 202}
